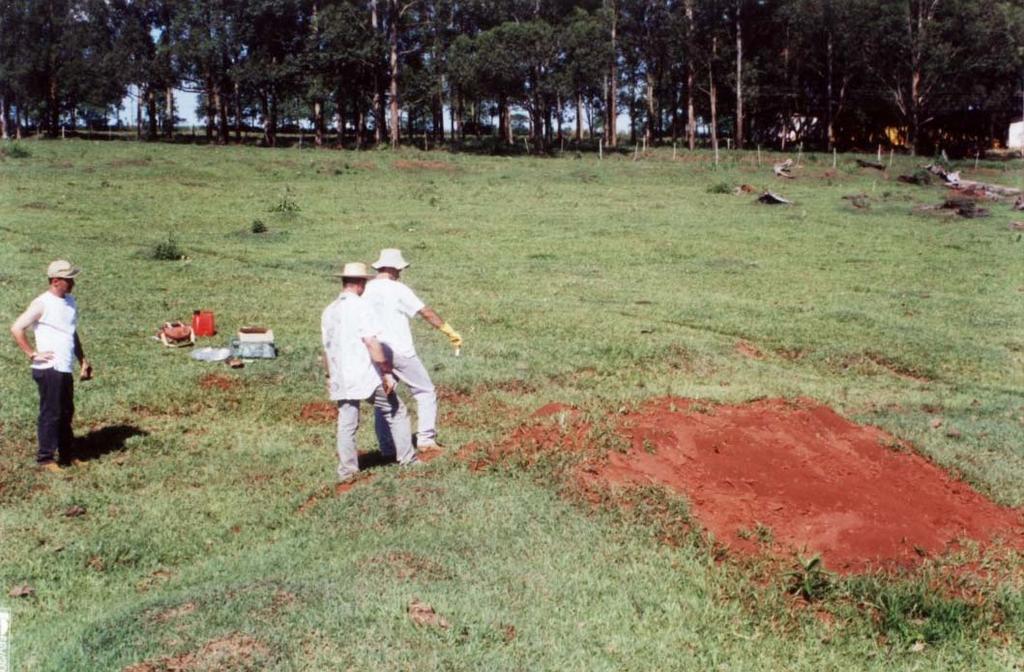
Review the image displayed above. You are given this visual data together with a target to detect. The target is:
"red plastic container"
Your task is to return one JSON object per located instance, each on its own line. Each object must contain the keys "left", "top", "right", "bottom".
{"left": 192, "top": 310, "right": 217, "bottom": 337}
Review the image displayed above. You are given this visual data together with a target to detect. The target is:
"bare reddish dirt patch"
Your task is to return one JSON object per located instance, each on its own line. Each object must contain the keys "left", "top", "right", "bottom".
{"left": 734, "top": 340, "right": 764, "bottom": 360}
{"left": 297, "top": 474, "right": 377, "bottom": 513}
{"left": 591, "top": 397, "right": 1024, "bottom": 573}
{"left": 298, "top": 401, "right": 337, "bottom": 423}
{"left": 198, "top": 373, "right": 240, "bottom": 391}
{"left": 122, "top": 634, "right": 268, "bottom": 671}
{"left": 393, "top": 159, "right": 457, "bottom": 172}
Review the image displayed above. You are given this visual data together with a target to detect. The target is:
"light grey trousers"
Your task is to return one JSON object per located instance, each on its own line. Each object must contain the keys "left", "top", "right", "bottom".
{"left": 337, "top": 385, "right": 416, "bottom": 480}
{"left": 375, "top": 350, "right": 437, "bottom": 453}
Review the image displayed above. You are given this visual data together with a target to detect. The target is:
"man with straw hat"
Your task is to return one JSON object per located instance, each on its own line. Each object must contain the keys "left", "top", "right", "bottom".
{"left": 322, "top": 261, "right": 417, "bottom": 481}
{"left": 10, "top": 260, "right": 93, "bottom": 472}
{"left": 364, "top": 248, "right": 462, "bottom": 451}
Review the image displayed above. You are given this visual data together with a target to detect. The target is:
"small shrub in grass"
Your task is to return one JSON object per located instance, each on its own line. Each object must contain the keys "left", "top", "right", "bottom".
{"left": 1, "top": 143, "right": 31, "bottom": 159}
{"left": 150, "top": 235, "right": 184, "bottom": 261}
{"left": 784, "top": 555, "right": 832, "bottom": 601}
{"left": 251, "top": 219, "right": 268, "bottom": 234}
{"left": 706, "top": 182, "right": 732, "bottom": 194}
{"left": 269, "top": 188, "right": 300, "bottom": 214}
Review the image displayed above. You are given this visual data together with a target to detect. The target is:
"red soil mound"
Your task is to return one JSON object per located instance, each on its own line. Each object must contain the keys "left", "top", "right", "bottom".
{"left": 591, "top": 397, "right": 1023, "bottom": 573}
{"left": 298, "top": 401, "right": 337, "bottom": 423}
{"left": 198, "top": 373, "right": 239, "bottom": 391}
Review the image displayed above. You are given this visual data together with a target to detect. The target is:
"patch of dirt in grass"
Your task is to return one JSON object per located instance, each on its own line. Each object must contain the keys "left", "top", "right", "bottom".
{"left": 109, "top": 158, "right": 152, "bottom": 168}
{"left": 150, "top": 602, "right": 197, "bottom": 624}
{"left": 458, "top": 406, "right": 590, "bottom": 471}
{"left": 775, "top": 347, "right": 808, "bottom": 361}
{"left": 532, "top": 402, "right": 577, "bottom": 417}
{"left": 369, "top": 551, "right": 450, "bottom": 581}
{"left": 298, "top": 401, "right": 337, "bottom": 423}
{"left": 21, "top": 201, "right": 51, "bottom": 210}
{"left": 122, "top": 634, "right": 269, "bottom": 672}
{"left": 838, "top": 353, "right": 932, "bottom": 383}
{"left": 589, "top": 397, "right": 1023, "bottom": 574}
{"left": 488, "top": 379, "right": 535, "bottom": 394}
{"left": 436, "top": 385, "right": 472, "bottom": 405}
{"left": 735, "top": 340, "right": 764, "bottom": 360}
{"left": 198, "top": 373, "right": 240, "bottom": 391}
{"left": 297, "top": 474, "right": 376, "bottom": 513}
{"left": 393, "top": 159, "right": 457, "bottom": 172}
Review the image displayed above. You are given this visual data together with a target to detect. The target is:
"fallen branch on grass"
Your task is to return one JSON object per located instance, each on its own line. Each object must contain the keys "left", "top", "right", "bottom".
{"left": 925, "top": 164, "right": 1022, "bottom": 198}
{"left": 773, "top": 159, "right": 794, "bottom": 179}
{"left": 855, "top": 159, "right": 886, "bottom": 170}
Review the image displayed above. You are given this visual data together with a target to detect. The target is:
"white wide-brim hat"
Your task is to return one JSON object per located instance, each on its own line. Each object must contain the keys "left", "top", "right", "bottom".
{"left": 47, "top": 259, "right": 81, "bottom": 279}
{"left": 372, "top": 248, "right": 410, "bottom": 270}
{"left": 333, "top": 261, "right": 374, "bottom": 279}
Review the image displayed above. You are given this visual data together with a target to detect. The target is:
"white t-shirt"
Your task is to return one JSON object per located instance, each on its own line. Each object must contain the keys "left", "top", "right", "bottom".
{"left": 363, "top": 278, "right": 425, "bottom": 358}
{"left": 321, "top": 292, "right": 384, "bottom": 400}
{"left": 22, "top": 292, "right": 78, "bottom": 373}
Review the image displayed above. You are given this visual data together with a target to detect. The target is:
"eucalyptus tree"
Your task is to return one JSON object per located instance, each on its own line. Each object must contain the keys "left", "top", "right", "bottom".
{"left": 561, "top": 9, "right": 611, "bottom": 141}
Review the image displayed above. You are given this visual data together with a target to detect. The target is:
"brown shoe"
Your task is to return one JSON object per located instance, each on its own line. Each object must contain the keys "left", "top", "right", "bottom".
{"left": 38, "top": 462, "right": 63, "bottom": 474}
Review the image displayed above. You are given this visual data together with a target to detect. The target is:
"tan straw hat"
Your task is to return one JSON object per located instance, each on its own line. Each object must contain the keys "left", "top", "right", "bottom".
{"left": 333, "top": 261, "right": 374, "bottom": 279}
{"left": 47, "top": 259, "right": 81, "bottom": 279}
{"left": 372, "top": 248, "right": 410, "bottom": 270}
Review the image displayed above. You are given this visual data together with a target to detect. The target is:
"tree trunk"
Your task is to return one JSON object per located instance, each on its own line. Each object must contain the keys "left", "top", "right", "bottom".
{"left": 629, "top": 73, "right": 636, "bottom": 145}
{"left": 48, "top": 75, "right": 60, "bottom": 137}
{"left": 685, "top": 0, "right": 696, "bottom": 150}
{"left": 234, "top": 83, "right": 242, "bottom": 143}
{"left": 387, "top": 0, "right": 401, "bottom": 148}
{"left": 645, "top": 70, "right": 655, "bottom": 144}
{"left": 826, "top": 27, "right": 834, "bottom": 149}
{"left": 371, "top": 0, "right": 384, "bottom": 144}
{"left": 575, "top": 90, "right": 584, "bottom": 141}
{"left": 164, "top": 87, "right": 175, "bottom": 138}
{"left": 734, "top": 0, "right": 743, "bottom": 149}
{"left": 314, "top": 99, "right": 325, "bottom": 147}
{"left": 710, "top": 36, "right": 719, "bottom": 153}
{"left": 606, "top": 0, "right": 618, "bottom": 147}
{"left": 205, "top": 76, "right": 216, "bottom": 141}
{"left": 0, "top": 94, "right": 7, "bottom": 140}
{"left": 136, "top": 87, "right": 144, "bottom": 140}
{"left": 556, "top": 93, "right": 563, "bottom": 145}
{"left": 147, "top": 87, "right": 158, "bottom": 140}
{"left": 218, "top": 85, "right": 230, "bottom": 144}
{"left": 335, "top": 87, "right": 347, "bottom": 147}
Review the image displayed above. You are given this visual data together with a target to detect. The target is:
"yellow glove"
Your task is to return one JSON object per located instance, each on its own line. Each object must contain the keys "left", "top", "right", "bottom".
{"left": 440, "top": 322, "right": 463, "bottom": 350}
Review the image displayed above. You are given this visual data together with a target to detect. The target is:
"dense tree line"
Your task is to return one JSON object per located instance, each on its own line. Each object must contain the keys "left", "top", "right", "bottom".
{"left": 1, "top": 0, "right": 1023, "bottom": 155}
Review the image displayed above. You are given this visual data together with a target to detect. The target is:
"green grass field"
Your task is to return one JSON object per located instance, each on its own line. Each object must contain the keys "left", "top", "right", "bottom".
{"left": 2, "top": 139, "right": 1023, "bottom": 670}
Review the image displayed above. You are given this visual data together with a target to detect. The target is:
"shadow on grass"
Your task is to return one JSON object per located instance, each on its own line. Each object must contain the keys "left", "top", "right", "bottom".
{"left": 63, "top": 425, "right": 149, "bottom": 464}
{"left": 357, "top": 451, "right": 398, "bottom": 470}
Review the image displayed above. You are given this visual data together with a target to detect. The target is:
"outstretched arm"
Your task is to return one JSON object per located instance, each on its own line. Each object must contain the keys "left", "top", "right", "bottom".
{"left": 418, "top": 306, "right": 462, "bottom": 350}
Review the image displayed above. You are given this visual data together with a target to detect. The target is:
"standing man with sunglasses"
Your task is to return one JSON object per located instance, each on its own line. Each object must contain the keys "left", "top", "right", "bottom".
{"left": 11, "top": 260, "right": 93, "bottom": 472}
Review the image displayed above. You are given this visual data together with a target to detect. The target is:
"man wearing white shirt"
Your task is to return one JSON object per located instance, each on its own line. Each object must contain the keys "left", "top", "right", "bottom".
{"left": 321, "top": 262, "right": 417, "bottom": 482}
{"left": 364, "top": 249, "right": 462, "bottom": 451}
{"left": 10, "top": 260, "right": 93, "bottom": 472}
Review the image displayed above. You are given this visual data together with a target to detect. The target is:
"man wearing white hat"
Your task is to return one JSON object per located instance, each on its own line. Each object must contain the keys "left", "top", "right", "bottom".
{"left": 10, "top": 260, "right": 93, "bottom": 472}
{"left": 364, "top": 248, "right": 462, "bottom": 451}
{"left": 321, "top": 261, "right": 417, "bottom": 481}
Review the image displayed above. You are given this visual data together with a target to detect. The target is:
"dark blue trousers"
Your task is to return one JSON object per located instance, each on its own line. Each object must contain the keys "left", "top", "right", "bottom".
{"left": 32, "top": 368, "right": 74, "bottom": 464}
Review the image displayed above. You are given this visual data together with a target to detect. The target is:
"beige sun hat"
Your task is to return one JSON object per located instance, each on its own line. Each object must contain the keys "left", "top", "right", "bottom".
{"left": 47, "top": 259, "right": 81, "bottom": 279}
{"left": 333, "top": 261, "right": 374, "bottom": 279}
{"left": 372, "top": 248, "right": 410, "bottom": 270}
